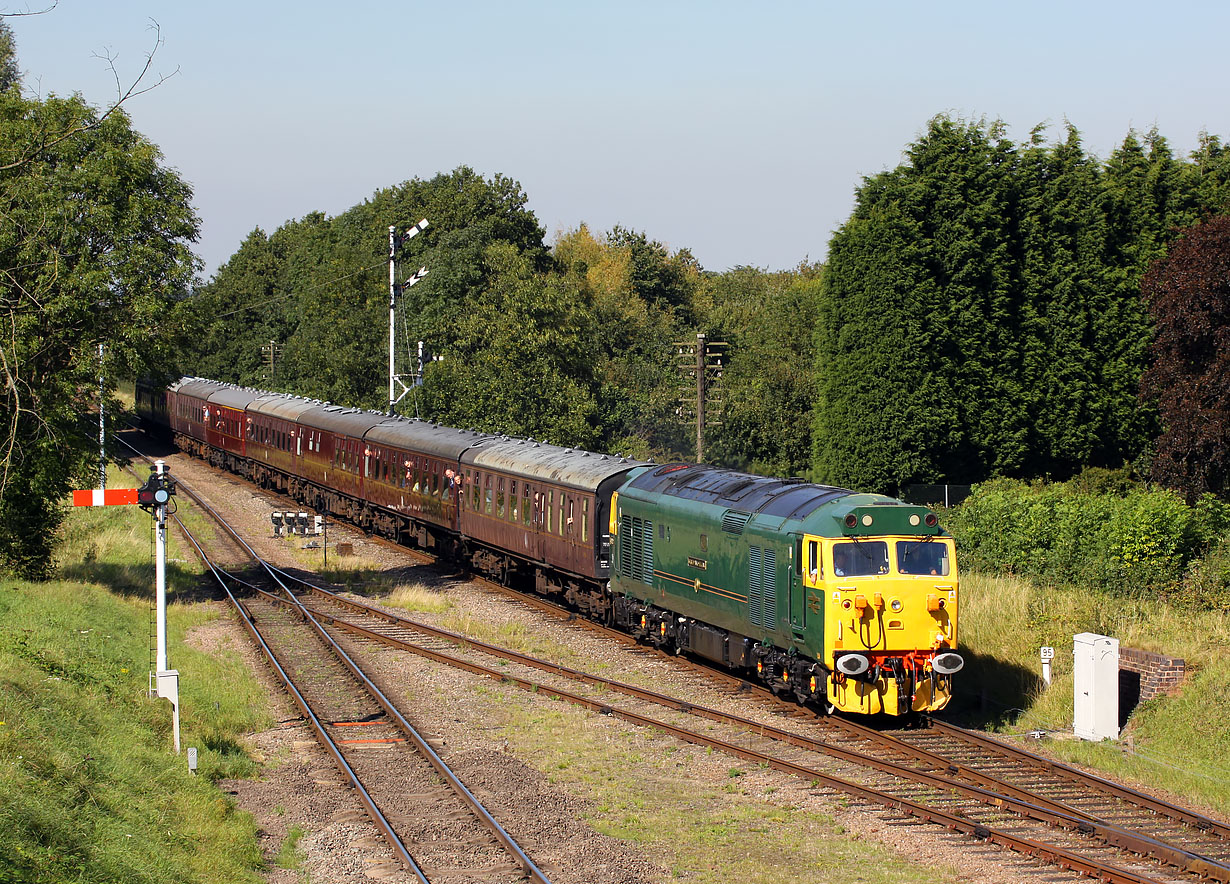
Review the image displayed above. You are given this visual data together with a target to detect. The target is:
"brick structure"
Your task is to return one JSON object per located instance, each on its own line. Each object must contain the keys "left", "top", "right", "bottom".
{"left": 1118, "top": 647, "right": 1186, "bottom": 721}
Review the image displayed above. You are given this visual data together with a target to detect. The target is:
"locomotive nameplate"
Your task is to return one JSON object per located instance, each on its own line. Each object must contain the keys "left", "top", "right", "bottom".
{"left": 687, "top": 556, "right": 707, "bottom": 570}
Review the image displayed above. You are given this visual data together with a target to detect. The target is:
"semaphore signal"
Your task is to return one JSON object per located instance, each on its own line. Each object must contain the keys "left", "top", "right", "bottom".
{"left": 70, "top": 460, "right": 182, "bottom": 754}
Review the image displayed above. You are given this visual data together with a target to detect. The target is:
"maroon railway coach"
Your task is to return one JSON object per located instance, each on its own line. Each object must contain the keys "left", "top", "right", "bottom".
{"left": 459, "top": 438, "right": 647, "bottom": 617}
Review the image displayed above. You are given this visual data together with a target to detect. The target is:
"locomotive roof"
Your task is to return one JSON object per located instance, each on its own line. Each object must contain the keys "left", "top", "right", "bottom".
{"left": 461, "top": 437, "right": 649, "bottom": 492}
{"left": 625, "top": 463, "right": 857, "bottom": 521}
{"left": 365, "top": 418, "right": 495, "bottom": 460}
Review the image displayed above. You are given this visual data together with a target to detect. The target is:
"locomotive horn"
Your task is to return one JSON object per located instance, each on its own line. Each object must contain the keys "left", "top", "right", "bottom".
{"left": 932, "top": 652, "right": 965, "bottom": 675}
{"left": 835, "top": 653, "right": 870, "bottom": 676}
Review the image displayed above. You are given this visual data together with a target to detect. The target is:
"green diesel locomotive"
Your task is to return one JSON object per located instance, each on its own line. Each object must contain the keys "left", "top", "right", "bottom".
{"left": 609, "top": 464, "right": 962, "bottom": 716}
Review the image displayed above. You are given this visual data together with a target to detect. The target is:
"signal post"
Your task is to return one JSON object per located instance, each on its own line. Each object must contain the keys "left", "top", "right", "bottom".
{"left": 73, "top": 460, "right": 181, "bottom": 752}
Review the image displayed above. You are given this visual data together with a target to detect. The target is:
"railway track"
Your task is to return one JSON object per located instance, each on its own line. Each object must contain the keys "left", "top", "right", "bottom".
{"left": 252, "top": 568, "right": 1230, "bottom": 884}
{"left": 117, "top": 438, "right": 553, "bottom": 884}
{"left": 122, "top": 433, "right": 1230, "bottom": 884}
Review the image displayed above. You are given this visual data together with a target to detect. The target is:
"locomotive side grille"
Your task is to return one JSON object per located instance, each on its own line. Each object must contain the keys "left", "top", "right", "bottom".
{"left": 619, "top": 514, "right": 633, "bottom": 579}
{"left": 747, "top": 545, "right": 778, "bottom": 628}
{"left": 722, "top": 510, "right": 751, "bottom": 534}
{"left": 619, "top": 515, "right": 655, "bottom": 586}
{"left": 748, "top": 545, "right": 764, "bottom": 627}
{"left": 762, "top": 547, "right": 777, "bottom": 626}
{"left": 641, "top": 519, "right": 654, "bottom": 585}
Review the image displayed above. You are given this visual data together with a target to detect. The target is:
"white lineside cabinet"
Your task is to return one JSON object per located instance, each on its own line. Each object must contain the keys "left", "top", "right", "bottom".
{"left": 1073, "top": 632, "right": 1119, "bottom": 741}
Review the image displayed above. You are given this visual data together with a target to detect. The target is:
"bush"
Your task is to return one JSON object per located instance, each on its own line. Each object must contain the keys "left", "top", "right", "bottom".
{"left": 946, "top": 473, "right": 1230, "bottom": 604}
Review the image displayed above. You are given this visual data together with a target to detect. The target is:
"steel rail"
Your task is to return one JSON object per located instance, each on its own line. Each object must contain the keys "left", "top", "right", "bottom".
{"left": 243, "top": 585, "right": 1204, "bottom": 884}
{"left": 264, "top": 569, "right": 1230, "bottom": 881}
{"left": 170, "top": 516, "right": 432, "bottom": 883}
{"left": 922, "top": 715, "right": 1230, "bottom": 840}
{"left": 162, "top": 471, "right": 553, "bottom": 884}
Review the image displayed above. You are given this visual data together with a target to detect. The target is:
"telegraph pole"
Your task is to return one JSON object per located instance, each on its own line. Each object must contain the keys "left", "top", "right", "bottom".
{"left": 675, "top": 334, "right": 726, "bottom": 463}
{"left": 261, "top": 340, "right": 282, "bottom": 382}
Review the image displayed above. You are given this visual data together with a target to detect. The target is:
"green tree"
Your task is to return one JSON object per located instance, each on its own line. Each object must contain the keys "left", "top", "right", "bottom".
{"left": 0, "top": 87, "right": 198, "bottom": 577}
{"left": 814, "top": 118, "right": 1016, "bottom": 492}
{"left": 702, "top": 264, "right": 821, "bottom": 477}
{"left": 187, "top": 226, "right": 290, "bottom": 385}
{"left": 0, "top": 18, "right": 18, "bottom": 92}
{"left": 554, "top": 224, "right": 694, "bottom": 459}
{"left": 185, "top": 167, "right": 547, "bottom": 412}
{"left": 1015, "top": 124, "right": 1153, "bottom": 473}
{"left": 419, "top": 243, "right": 603, "bottom": 447}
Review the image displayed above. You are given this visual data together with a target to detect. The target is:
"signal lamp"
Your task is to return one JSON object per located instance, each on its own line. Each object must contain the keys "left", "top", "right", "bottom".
{"left": 924, "top": 513, "right": 938, "bottom": 527}
{"left": 137, "top": 475, "right": 170, "bottom": 510}
{"left": 844, "top": 513, "right": 857, "bottom": 528}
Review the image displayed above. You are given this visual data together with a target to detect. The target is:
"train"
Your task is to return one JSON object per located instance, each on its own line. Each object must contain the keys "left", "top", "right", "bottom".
{"left": 137, "top": 377, "right": 963, "bottom": 716}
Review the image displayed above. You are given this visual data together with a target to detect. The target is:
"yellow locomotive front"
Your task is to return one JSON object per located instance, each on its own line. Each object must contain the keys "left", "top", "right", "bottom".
{"left": 800, "top": 506, "right": 962, "bottom": 715}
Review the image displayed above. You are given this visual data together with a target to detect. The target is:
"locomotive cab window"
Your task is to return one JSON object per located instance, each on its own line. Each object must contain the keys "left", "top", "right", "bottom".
{"left": 897, "top": 541, "right": 950, "bottom": 576}
{"left": 832, "top": 540, "right": 889, "bottom": 577}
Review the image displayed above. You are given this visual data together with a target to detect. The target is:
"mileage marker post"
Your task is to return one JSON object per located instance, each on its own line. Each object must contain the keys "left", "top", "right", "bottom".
{"left": 71, "top": 460, "right": 182, "bottom": 753}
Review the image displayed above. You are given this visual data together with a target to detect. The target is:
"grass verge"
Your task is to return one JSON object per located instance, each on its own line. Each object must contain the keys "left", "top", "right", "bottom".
{"left": 957, "top": 570, "right": 1230, "bottom": 817}
{"left": 493, "top": 691, "right": 956, "bottom": 884}
{"left": 0, "top": 467, "right": 272, "bottom": 883}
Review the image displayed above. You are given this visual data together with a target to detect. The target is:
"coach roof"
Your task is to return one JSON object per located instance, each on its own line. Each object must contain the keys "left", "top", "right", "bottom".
{"left": 365, "top": 418, "right": 494, "bottom": 460}
{"left": 462, "top": 437, "right": 649, "bottom": 492}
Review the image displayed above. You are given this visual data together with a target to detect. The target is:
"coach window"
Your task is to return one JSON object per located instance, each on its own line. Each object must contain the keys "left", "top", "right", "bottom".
{"left": 581, "top": 499, "right": 589, "bottom": 542}
{"left": 523, "top": 487, "right": 531, "bottom": 526}
{"left": 547, "top": 490, "right": 554, "bottom": 532}
{"left": 497, "top": 478, "right": 506, "bottom": 519}
{"left": 484, "top": 475, "right": 493, "bottom": 514}
{"left": 510, "top": 482, "right": 518, "bottom": 522}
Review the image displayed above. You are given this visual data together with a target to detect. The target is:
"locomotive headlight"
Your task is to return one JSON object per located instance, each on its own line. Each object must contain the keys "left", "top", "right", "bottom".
{"left": 861, "top": 514, "right": 873, "bottom": 527}
{"left": 909, "top": 514, "right": 921, "bottom": 527}
{"left": 933, "top": 652, "right": 965, "bottom": 674}
{"left": 890, "top": 598, "right": 903, "bottom": 612}
{"left": 835, "top": 653, "right": 871, "bottom": 676}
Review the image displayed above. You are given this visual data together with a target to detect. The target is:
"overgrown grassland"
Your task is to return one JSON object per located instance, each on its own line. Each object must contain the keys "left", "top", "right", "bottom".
{"left": 492, "top": 689, "right": 955, "bottom": 884}
{"left": 958, "top": 570, "right": 1230, "bottom": 817}
{"left": 0, "top": 469, "right": 272, "bottom": 883}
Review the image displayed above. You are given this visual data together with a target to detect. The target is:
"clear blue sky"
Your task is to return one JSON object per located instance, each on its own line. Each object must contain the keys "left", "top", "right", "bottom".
{"left": 8, "top": 1, "right": 1228, "bottom": 279}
